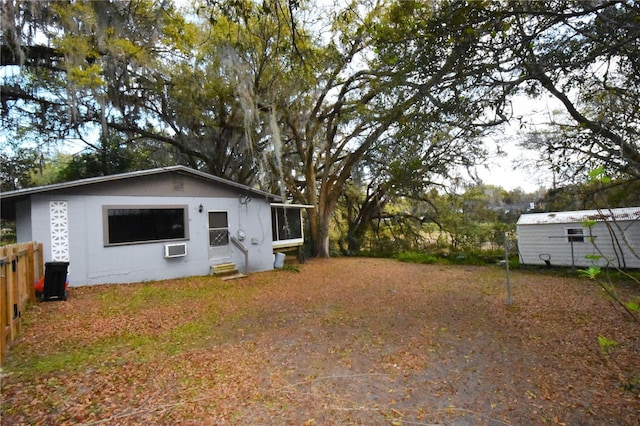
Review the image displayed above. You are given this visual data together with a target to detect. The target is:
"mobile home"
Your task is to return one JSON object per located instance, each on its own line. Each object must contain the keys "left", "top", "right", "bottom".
{"left": 516, "top": 207, "right": 640, "bottom": 269}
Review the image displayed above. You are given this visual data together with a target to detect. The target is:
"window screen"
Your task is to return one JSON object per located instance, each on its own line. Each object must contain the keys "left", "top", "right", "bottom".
{"left": 271, "top": 207, "right": 302, "bottom": 241}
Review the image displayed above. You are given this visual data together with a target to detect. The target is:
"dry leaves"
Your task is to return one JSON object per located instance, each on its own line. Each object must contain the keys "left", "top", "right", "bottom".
{"left": 1, "top": 258, "right": 638, "bottom": 425}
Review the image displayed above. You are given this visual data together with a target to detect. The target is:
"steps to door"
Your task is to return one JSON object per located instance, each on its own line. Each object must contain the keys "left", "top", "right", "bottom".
{"left": 210, "top": 263, "right": 246, "bottom": 280}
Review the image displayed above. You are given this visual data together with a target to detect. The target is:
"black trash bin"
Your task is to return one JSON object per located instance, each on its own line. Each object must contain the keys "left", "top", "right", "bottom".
{"left": 42, "top": 261, "right": 69, "bottom": 301}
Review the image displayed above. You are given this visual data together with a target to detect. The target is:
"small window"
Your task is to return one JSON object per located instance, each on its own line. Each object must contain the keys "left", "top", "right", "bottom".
{"left": 104, "top": 205, "right": 188, "bottom": 245}
{"left": 566, "top": 228, "right": 584, "bottom": 243}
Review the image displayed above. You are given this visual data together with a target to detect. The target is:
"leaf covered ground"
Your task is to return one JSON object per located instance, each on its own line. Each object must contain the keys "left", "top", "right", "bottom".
{"left": 1, "top": 258, "right": 639, "bottom": 425}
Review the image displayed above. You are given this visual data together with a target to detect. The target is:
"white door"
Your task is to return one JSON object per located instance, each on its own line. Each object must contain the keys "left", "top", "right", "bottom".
{"left": 208, "top": 211, "right": 230, "bottom": 262}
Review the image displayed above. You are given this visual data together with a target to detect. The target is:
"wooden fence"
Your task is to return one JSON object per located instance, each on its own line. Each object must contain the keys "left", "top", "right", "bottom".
{"left": 0, "top": 242, "right": 43, "bottom": 365}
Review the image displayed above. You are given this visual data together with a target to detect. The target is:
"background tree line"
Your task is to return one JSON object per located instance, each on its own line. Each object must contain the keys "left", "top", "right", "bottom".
{"left": 2, "top": 0, "right": 639, "bottom": 257}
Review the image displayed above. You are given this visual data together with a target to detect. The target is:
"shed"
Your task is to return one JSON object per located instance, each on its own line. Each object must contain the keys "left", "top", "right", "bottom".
{"left": 0, "top": 166, "right": 309, "bottom": 285}
{"left": 516, "top": 207, "right": 640, "bottom": 269}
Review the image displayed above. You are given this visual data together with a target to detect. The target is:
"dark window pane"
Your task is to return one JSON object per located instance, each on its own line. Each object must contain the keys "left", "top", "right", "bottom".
{"left": 283, "top": 208, "right": 302, "bottom": 239}
{"left": 208, "top": 211, "right": 228, "bottom": 228}
{"left": 567, "top": 228, "right": 584, "bottom": 242}
{"left": 271, "top": 207, "right": 278, "bottom": 241}
{"left": 108, "top": 208, "right": 185, "bottom": 244}
{"left": 271, "top": 207, "right": 302, "bottom": 241}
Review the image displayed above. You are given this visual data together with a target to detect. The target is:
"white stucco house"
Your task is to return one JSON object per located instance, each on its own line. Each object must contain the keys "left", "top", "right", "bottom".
{"left": 517, "top": 207, "right": 640, "bottom": 269}
{"left": 0, "top": 166, "right": 308, "bottom": 286}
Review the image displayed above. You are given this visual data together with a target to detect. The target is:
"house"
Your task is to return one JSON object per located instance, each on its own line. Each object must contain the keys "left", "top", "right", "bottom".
{"left": 0, "top": 166, "right": 308, "bottom": 286}
{"left": 516, "top": 207, "right": 640, "bottom": 269}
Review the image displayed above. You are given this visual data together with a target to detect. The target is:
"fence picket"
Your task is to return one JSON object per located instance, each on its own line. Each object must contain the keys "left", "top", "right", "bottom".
{"left": 0, "top": 242, "right": 43, "bottom": 365}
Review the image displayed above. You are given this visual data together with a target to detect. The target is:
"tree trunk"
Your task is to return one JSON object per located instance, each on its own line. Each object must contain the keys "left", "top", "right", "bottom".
{"left": 316, "top": 217, "right": 331, "bottom": 258}
{"left": 312, "top": 197, "right": 336, "bottom": 258}
{"left": 310, "top": 178, "right": 339, "bottom": 258}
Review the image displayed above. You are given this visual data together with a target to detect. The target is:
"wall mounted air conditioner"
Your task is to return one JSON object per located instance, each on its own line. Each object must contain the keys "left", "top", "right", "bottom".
{"left": 164, "top": 243, "right": 187, "bottom": 258}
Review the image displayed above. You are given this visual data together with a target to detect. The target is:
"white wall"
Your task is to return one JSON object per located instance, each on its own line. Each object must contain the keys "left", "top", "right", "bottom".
{"left": 28, "top": 194, "right": 275, "bottom": 286}
{"left": 517, "top": 221, "right": 640, "bottom": 269}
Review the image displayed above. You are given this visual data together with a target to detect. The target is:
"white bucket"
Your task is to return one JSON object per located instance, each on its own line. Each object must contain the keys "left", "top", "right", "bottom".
{"left": 274, "top": 252, "right": 286, "bottom": 269}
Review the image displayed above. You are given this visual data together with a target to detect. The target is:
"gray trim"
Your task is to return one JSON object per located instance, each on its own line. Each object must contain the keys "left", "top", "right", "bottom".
{"left": 1, "top": 166, "right": 282, "bottom": 202}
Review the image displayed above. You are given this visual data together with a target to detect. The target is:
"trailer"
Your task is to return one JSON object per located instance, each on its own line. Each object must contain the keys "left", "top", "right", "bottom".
{"left": 516, "top": 207, "right": 640, "bottom": 269}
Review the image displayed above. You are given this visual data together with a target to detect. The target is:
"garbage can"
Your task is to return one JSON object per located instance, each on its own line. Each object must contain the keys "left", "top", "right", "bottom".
{"left": 42, "top": 261, "right": 69, "bottom": 301}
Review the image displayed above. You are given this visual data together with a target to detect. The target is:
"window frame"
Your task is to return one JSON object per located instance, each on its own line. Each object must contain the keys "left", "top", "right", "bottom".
{"left": 271, "top": 205, "right": 304, "bottom": 248}
{"left": 565, "top": 227, "right": 585, "bottom": 243}
{"left": 208, "top": 211, "right": 229, "bottom": 247}
{"left": 103, "top": 204, "right": 189, "bottom": 247}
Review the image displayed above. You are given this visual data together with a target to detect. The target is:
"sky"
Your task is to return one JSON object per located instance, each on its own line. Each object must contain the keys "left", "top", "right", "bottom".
{"left": 473, "top": 95, "right": 566, "bottom": 193}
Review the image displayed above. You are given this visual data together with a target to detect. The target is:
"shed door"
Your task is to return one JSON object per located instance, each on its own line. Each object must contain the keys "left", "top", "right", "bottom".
{"left": 208, "top": 211, "right": 230, "bottom": 262}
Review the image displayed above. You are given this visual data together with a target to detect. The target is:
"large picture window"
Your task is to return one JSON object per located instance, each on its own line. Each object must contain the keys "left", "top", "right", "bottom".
{"left": 104, "top": 205, "right": 188, "bottom": 245}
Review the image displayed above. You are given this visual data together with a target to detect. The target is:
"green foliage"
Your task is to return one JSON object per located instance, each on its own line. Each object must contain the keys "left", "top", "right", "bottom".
{"left": 396, "top": 248, "right": 507, "bottom": 266}
{"left": 597, "top": 335, "right": 618, "bottom": 355}
{"left": 626, "top": 299, "right": 640, "bottom": 313}
{"left": 0, "top": 149, "right": 40, "bottom": 191}
{"left": 1, "top": 222, "right": 16, "bottom": 245}
{"left": 588, "top": 166, "right": 612, "bottom": 184}
{"left": 280, "top": 263, "right": 300, "bottom": 273}
{"left": 578, "top": 265, "right": 602, "bottom": 280}
{"left": 4, "top": 0, "right": 639, "bottom": 261}
{"left": 396, "top": 251, "right": 440, "bottom": 265}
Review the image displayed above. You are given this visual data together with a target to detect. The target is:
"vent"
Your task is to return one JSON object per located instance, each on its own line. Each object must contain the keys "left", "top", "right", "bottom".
{"left": 164, "top": 243, "right": 187, "bottom": 258}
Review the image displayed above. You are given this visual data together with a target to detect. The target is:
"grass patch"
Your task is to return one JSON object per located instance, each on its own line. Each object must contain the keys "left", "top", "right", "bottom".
{"left": 7, "top": 276, "right": 264, "bottom": 377}
{"left": 396, "top": 251, "right": 440, "bottom": 264}
{"left": 395, "top": 249, "right": 508, "bottom": 266}
{"left": 161, "top": 317, "right": 221, "bottom": 355}
{"left": 11, "top": 332, "right": 157, "bottom": 377}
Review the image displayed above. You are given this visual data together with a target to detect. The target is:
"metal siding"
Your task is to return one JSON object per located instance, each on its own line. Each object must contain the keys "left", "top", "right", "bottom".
{"left": 518, "top": 220, "right": 640, "bottom": 268}
{"left": 517, "top": 223, "right": 590, "bottom": 266}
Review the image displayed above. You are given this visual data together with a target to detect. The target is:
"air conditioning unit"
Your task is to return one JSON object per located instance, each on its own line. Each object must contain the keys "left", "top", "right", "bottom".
{"left": 164, "top": 243, "right": 187, "bottom": 258}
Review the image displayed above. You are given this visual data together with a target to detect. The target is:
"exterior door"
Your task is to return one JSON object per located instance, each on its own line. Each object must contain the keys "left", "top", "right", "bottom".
{"left": 208, "top": 211, "right": 230, "bottom": 262}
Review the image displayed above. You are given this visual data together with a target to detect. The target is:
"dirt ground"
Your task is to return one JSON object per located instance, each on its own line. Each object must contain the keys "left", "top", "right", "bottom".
{"left": 1, "top": 257, "right": 639, "bottom": 425}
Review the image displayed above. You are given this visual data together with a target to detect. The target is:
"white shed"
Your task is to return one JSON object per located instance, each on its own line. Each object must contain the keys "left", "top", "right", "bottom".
{"left": 516, "top": 207, "right": 640, "bottom": 269}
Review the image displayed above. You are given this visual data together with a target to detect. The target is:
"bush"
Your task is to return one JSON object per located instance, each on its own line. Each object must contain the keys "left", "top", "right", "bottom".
{"left": 395, "top": 248, "right": 511, "bottom": 266}
{"left": 396, "top": 251, "right": 440, "bottom": 264}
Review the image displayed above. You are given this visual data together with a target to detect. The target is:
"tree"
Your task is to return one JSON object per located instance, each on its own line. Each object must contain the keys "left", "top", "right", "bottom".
{"left": 1, "top": 0, "right": 262, "bottom": 183}
{"left": 0, "top": 0, "right": 518, "bottom": 256}
{"left": 10, "top": 0, "right": 637, "bottom": 260}
{"left": 504, "top": 0, "right": 640, "bottom": 183}
{"left": 253, "top": 0, "right": 516, "bottom": 257}
{"left": 0, "top": 148, "right": 39, "bottom": 191}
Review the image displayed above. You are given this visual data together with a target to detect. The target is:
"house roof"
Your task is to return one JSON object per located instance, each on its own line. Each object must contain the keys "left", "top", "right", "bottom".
{"left": 1, "top": 166, "right": 283, "bottom": 203}
{"left": 517, "top": 207, "right": 640, "bottom": 225}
